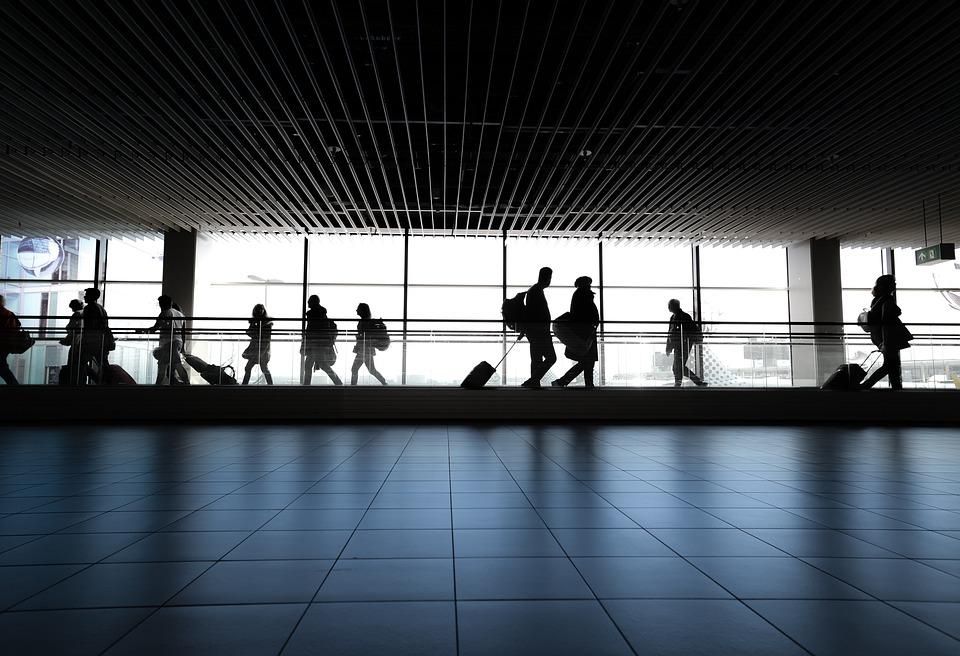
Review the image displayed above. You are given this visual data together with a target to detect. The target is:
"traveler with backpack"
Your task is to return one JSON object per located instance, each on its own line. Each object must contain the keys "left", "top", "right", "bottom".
{"left": 241, "top": 303, "right": 274, "bottom": 385}
{"left": 552, "top": 276, "right": 599, "bottom": 388}
{"left": 666, "top": 298, "right": 706, "bottom": 387}
{"left": 521, "top": 267, "right": 557, "bottom": 389}
{"left": 350, "top": 302, "right": 388, "bottom": 385}
{"left": 302, "top": 295, "right": 342, "bottom": 385}
{"left": 861, "top": 274, "right": 912, "bottom": 389}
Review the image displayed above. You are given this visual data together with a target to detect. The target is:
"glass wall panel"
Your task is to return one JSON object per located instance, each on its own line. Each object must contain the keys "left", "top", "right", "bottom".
{"left": 699, "top": 245, "right": 787, "bottom": 288}
{"left": 603, "top": 243, "right": 692, "bottom": 287}
{"left": 840, "top": 248, "right": 883, "bottom": 290}
{"left": 104, "top": 237, "right": 164, "bottom": 282}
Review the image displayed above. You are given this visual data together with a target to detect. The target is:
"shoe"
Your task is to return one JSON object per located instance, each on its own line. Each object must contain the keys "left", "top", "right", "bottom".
{"left": 521, "top": 379, "right": 541, "bottom": 389}
{"left": 695, "top": 380, "right": 708, "bottom": 387}
{"left": 551, "top": 379, "right": 566, "bottom": 387}
{"left": 673, "top": 382, "right": 682, "bottom": 388}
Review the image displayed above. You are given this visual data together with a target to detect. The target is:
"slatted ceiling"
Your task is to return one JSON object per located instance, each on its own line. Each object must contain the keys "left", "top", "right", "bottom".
{"left": 0, "top": 2, "right": 958, "bottom": 246}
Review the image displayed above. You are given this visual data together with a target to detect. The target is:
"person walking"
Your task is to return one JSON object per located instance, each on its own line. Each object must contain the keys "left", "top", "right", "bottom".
{"left": 861, "top": 274, "right": 912, "bottom": 389}
{"left": 666, "top": 298, "right": 707, "bottom": 387}
{"left": 241, "top": 303, "right": 274, "bottom": 385}
{"left": 521, "top": 266, "right": 557, "bottom": 389}
{"left": 80, "top": 287, "right": 112, "bottom": 384}
{"left": 137, "top": 295, "right": 188, "bottom": 385}
{"left": 58, "top": 299, "right": 85, "bottom": 384}
{"left": 0, "top": 294, "right": 21, "bottom": 385}
{"left": 302, "top": 295, "right": 342, "bottom": 385}
{"left": 552, "top": 276, "right": 599, "bottom": 388}
{"left": 350, "top": 302, "right": 387, "bottom": 385}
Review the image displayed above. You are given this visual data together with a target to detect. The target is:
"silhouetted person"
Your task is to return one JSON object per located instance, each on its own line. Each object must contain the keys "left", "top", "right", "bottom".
{"left": 59, "top": 299, "right": 84, "bottom": 385}
{"left": 80, "top": 287, "right": 111, "bottom": 384}
{"left": 552, "top": 276, "right": 599, "bottom": 388}
{"left": 521, "top": 266, "right": 557, "bottom": 388}
{"left": 666, "top": 298, "right": 706, "bottom": 387}
{"left": 138, "top": 295, "right": 188, "bottom": 385}
{"left": 350, "top": 302, "right": 387, "bottom": 385}
{"left": 242, "top": 303, "right": 273, "bottom": 385}
{"left": 302, "top": 295, "right": 342, "bottom": 385}
{"left": 0, "top": 294, "right": 21, "bottom": 385}
{"left": 862, "top": 274, "right": 912, "bottom": 389}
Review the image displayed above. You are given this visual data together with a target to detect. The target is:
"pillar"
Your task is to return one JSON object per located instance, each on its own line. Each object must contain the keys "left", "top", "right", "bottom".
{"left": 787, "top": 238, "right": 844, "bottom": 386}
{"left": 161, "top": 229, "right": 198, "bottom": 317}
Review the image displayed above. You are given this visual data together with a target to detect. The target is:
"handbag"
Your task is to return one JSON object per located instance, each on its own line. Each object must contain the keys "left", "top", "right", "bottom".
{"left": 6, "top": 329, "right": 35, "bottom": 354}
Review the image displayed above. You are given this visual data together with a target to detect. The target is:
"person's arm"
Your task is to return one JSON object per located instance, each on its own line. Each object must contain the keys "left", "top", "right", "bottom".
{"left": 137, "top": 314, "right": 164, "bottom": 334}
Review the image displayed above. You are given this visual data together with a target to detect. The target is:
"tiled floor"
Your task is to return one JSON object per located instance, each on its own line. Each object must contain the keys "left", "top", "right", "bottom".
{"left": 0, "top": 424, "right": 958, "bottom": 655}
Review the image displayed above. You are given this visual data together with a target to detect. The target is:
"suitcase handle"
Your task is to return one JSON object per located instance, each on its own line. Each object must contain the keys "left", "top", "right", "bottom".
{"left": 493, "top": 336, "right": 523, "bottom": 369}
{"left": 860, "top": 349, "right": 883, "bottom": 372}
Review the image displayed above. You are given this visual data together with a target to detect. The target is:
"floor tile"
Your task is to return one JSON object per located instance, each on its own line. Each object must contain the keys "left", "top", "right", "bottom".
{"left": 703, "top": 507, "right": 825, "bottom": 529}
{"left": 842, "top": 529, "right": 960, "bottom": 559}
{"left": 0, "top": 564, "right": 85, "bottom": 609}
{"left": 537, "top": 507, "right": 636, "bottom": 529}
{"left": 748, "top": 600, "right": 960, "bottom": 655}
{"left": 594, "top": 492, "right": 693, "bottom": 507}
{"left": 170, "top": 559, "right": 333, "bottom": 604}
{"left": 0, "top": 532, "right": 148, "bottom": 565}
{"left": 452, "top": 508, "right": 545, "bottom": 529}
{"left": 61, "top": 510, "right": 191, "bottom": 533}
{"left": 0, "top": 512, "right": 100, "bottom": 535}
{"left": 551, "top": 528, "right": 674, "bottom": 557}
{"left": 371, "top": 493, "right": 451, "bottom": 509}
{"left": 573, "top": 557, "right": 731, "bottom": 599}
{"left": 803, "top": 558, "right": 960, "bottom": 601}
{"left": 163, "top": 510, "right": 279, "bottom": 532}
{"left": 286, "top": 493, "right": 376, "bottom": 509}
{"left": 921, "top": 560, "right": 960, "bottom": 578}
{"left": 359, "top": 508, "right": 452, "bottom": 529}
{"left": 622, "top": 507, "right": 732, "bottom": 528}
{"left": 458, "top": 600, "right": 634, "bottom": 656}
{"left": 649, "top": 529, "right": 788, "bottom": 557}
{"left": 223, "top": 530, "right": 351, "bottom": 560}
{"left": 105, "top": 531, "right": 250, "bottom": 562}
{"left": 451, "top": 492, "right": 531, "bottom": 508}
{"left": 261, "top": 508, "right": 365, "bottom": 531}
{"left": 0, "top": 608, "right": 153, "bottom": 656}
{"left": 455, "top": 557, "right": 592, "bottom": 600}
{"left": 16, "top": 561, "right": 210, "bottom": 609}
{"left": 689, "top": 556, "right": 869, "bottom": 599}
{"left": 283, "top": 602, "right": 457, "bottom": 656}
{"left": 343, "top": 529, "right": 453, "bottom": 558}
{"left": 742, "top": 528, "right": 900, "bottom": 558}
{"left": 604, "top": 599, "right": 807, "bottom": 655}
{"left": 892, "top": 601, "right": 960, "bottom": 640}
{"left": 315, "top": 558, "right": 454, "bottom": 601}
{"left": 454, "top": 529, "right": 564, "bottom": 557}
{"left": 202, "top": 493, "right": 301, "bottom": 510}
{"left": 105, "top": 604, "right": 305, "bottom": 656}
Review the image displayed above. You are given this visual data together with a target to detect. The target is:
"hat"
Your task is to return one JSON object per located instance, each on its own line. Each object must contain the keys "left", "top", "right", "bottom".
{"left": 575, "top": 276, "right": 593, "bottom": 288}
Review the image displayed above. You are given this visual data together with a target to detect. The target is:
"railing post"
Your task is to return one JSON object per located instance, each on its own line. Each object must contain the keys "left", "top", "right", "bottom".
{"left": 301, "top": 236, "right": 310, "bottom": 385}
{"left": 402, "top": 228, "right": 409, "bottom": 385}
{"left": 691, "top": 244, "right": 704, "bottom": 382}
{"left": 502, "top": 228, "right": 508, "bottom": 385}
{"left": 598, "top": 237, "right": 606, "bottom": 387}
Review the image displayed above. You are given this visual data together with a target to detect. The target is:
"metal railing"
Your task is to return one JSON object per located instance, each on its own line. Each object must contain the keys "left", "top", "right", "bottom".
{"left": 4, "top": 315, "right": 960, "bottom": 389}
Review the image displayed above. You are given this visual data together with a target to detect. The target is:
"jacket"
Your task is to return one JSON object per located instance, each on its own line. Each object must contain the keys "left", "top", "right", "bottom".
{"left": 524, "top": 283, "right": 551, "bottom": 336}
{"left": 243, "top": 319, "right": 273, "bottom": 363}
{"left": 867, "top": 295, "right": 912, "bottom": 351}
{"left": 567, "top": 287, "right": 599, "bottom": 362}
{"left": 666, "top": 310, "right": 699, "bottom": 351}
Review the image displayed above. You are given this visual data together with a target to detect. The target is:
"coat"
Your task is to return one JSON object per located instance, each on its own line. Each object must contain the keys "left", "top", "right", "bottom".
{"left": 567, "top": 287, "right": 599, "bottom": 362}
{"left": 243, "top": 319, "right": 273, "bottom": 364}
{"left": 867, "top": 295, "right": 912, "bottom": 351}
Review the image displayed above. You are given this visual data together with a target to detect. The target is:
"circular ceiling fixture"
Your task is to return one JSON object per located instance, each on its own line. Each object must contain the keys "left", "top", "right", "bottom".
{"left": 16, "top": 237, "right": 64, "bottom": 278}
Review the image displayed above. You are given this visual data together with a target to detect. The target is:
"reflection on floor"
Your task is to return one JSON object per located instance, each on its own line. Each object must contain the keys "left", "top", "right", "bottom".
{"left": 0, "top": 424, "right": 958, "bottom": 655}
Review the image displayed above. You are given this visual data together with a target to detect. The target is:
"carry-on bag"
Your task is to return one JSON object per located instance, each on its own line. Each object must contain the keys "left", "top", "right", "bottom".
{"left": 103, "top": 364, "right": 136, "bottom": 385}
{"left": 820, "top": 350, "right": 881, "bottom": 390}
{"left": 461, "top": 337, "right": 522, "bottom": 389}
{"left": 185, "top": 353, "right": 238, "bottom": 385}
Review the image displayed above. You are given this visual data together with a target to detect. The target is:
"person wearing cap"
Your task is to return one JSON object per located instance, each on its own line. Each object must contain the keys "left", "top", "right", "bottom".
{"left": 861, "top": 274, "right": 912, "bottom": 389}
{"left": 137, "top": 295, "right": 188, "bottom": 384}
{"left": 551, "top": 275, "right": 599, "bottom": 388}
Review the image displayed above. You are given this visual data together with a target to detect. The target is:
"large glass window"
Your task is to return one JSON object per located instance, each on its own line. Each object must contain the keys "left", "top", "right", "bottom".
{"left": 308, "top": 234, "right": 405, "bottom": 384}
{"left": 699, "top": 246, "right": 790, "bottom": 387}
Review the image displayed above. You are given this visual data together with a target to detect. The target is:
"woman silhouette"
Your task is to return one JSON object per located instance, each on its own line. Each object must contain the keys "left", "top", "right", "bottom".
{"left": 350, "top": 302, "right": 387, "bottom": 385}
{"left": 242, "top": 303, "right": 273, "bottom": 385}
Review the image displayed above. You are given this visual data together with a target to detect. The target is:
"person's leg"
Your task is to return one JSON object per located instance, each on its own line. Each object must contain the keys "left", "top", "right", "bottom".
{"left": 321, "top": 365, "right": 343, "bottom": 385}
{"left": 583, "top": 363, "right": 595, "bottom": 388}
{"left": 861, "top": 359, "right": 889, "bottom": 388}
{"left": 0, "top": 353, "right": 18, "bottom": 385}
{"left": 350, "top": 355, "right": 363, "bottom": 385}
{"left": 681, "top": 345, "right": 704, "bottom": 385}
{"left": 302, "top": 355, "right": 314, "bottom": 385}
{"left": 554, "top": 361, "right": 584, "bottom": 386}
{"left": 530, "top": 337, "right": 556, "bottom": 383}
{"left": 886, "top": 349, "right": 902, "bottom": 390}
{"left": 672, "top": 349, "right": 683, "bottom": 386}
{"left": 365, "top": 355, "right": 387, "bottom": 385}
{"left": 540, "top": 341, "right": 557, "bottom": 381}
{"left": 242, "top": 360, "right": 254, "bottom": 385}
{"left": 261, "top": 363, "right": 273, "bottom": 385}
{"left": 527, "top": 339, "right": 542, "bottom": 383}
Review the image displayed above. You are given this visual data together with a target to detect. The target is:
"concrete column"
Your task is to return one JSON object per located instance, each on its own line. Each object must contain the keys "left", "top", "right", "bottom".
{"left": 787, "top": 238, "right": 844, "bottom": 386}
{"left": 161, "top": 229, "right": 198, "bottom": 316}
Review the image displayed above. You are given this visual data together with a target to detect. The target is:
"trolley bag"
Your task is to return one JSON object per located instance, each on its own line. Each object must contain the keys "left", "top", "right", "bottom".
{"left": 104, "top": 364, "right": 136, "bottom": 385}
{"left": 821, "top": 350, "right": 881, "bottom": 390}
{"left": 461, "top": 337, "right": 522, "bottom": 389}
{"left": 185, "top": 353, "right": 238, "bottom": 385}
{"left": 552, "top": 312, "right": 587, "bottom": 360}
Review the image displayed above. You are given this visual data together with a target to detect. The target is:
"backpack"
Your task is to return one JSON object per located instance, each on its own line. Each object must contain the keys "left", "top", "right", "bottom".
{"left": 321, "top": 319, "right": 339, "bottom": 346}
{"left": 367, "top": 319, "right": 390, "bottom": 351}
{"left": 857, "top": 309, "right": 871, "bottom": 333}
{"left": 502, "top": 292, "right": 527, "bottom": 332}
{"left": 686, "top": 318, "right": 704, "bottom": 344}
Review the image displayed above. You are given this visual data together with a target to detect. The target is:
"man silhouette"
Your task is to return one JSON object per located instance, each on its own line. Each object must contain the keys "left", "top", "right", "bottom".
{"left": 666, "top": 298, "right": 706, "bottom": 388}
{"left": 137, "top": 295, "right": 189, "bottom": 384}
{"left": 521, "top": 267, "right": 557, "bottom": 389}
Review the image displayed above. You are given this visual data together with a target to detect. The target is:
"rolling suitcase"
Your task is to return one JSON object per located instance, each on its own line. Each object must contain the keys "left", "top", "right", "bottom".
{"left": 461, "top": 338, "right": 521, "bottom": 389}
{"left": 821, "top": 350, "right": 881, "bottom": 390}
{"left": 184, "top": 353, "right": 239, "bottom": 385}
{"left": 104, "top": 364, "right": 136, "bottom": 385}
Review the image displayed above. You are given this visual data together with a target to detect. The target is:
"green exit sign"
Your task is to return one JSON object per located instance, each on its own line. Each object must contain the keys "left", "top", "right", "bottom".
{"left": 915, "top": 243, "right": 956, "bottom": 266}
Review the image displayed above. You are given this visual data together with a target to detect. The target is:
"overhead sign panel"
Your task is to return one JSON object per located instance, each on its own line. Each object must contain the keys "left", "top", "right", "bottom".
{"left": 915, "top": 243, "right": 956, "bottom": 266}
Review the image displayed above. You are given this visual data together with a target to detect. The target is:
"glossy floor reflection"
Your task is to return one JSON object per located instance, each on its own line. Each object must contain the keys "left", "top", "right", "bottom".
{"left": 0, "top": 424, "right": 958, "bottom": 655}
